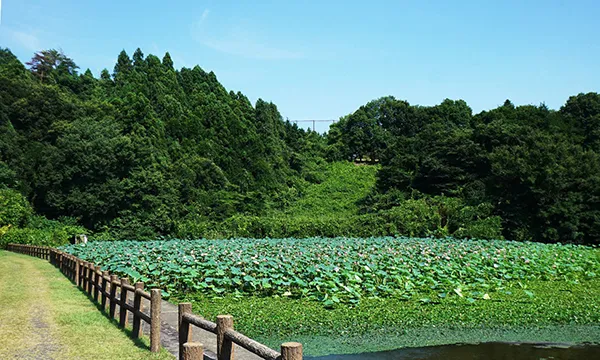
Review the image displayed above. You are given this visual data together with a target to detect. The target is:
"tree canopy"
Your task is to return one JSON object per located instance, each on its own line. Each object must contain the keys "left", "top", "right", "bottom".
{"left": 1, "top": 46, "right": 598, "bottom": 244}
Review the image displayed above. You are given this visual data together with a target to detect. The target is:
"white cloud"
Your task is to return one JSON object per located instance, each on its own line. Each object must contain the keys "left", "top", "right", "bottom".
{"left": 9, "top": 30, "right": 40, "bottom": 51}
{"left": 191, "top": 9, "right": 304, "bottom": 60}
{"left": 200, "top": 9, "right": 210, "bottom": 23}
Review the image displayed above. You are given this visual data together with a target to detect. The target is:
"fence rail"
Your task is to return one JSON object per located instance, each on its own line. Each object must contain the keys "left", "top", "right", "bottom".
{"left": 7, "top": 243, "right": 303, "bottom": 359}
{"left": 6, "top": 243, "right": 162, "bottom": 352}
{"left": 178, "top": 303, "right": 302, "bottom": 360}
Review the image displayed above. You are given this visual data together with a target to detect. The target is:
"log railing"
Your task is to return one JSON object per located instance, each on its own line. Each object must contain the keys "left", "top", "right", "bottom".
{"left": 6, "top": 243, "right": 162, "bottom": 352}
{"left": 7, "top": 243, "right": 304, "bottom": 359}
{"left": 178, "top": 303, "right": 302, "bottom": 360}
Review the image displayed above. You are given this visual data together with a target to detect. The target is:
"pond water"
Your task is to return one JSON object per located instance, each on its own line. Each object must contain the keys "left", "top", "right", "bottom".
{"left": 310, "top": 342, "right": 600, "bottom": 360}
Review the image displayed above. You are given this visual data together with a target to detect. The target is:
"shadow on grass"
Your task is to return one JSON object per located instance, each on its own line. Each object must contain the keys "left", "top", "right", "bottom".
{"left": 60, "top": 268, "right": 153, "bottom": 352}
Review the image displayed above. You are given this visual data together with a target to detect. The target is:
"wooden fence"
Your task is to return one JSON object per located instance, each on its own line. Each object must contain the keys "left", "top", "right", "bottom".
{"left": 7, "top": 243, "right": 304, "bottom": 359}
{"left": 6, "top": 243, "right": 162, "bottom": 352}
{"left": 178, "top": 303, "right": 302, "bottom": 360}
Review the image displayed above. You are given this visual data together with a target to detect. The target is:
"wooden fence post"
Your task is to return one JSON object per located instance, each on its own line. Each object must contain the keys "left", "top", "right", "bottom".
{"left": 79, "top": 261, "right": 84, "bottom": 287}
{"left": 69, "top": 256, "right": 74, "bottom": 280}
{"left": 74, "top": 259, "right": 80, "bottom": 285}
{"left": 150, "top": 289, "right": 161, "bottom": 353}
{"left": 119, "top": 278, "right": 130, "bottom": 328}
{"left": 80, "top": 261, "right": 86, "bottom": 288}
{"left": 87, "top": 263, "right": 94, "bottom": 296}
{"left": 281, "top": 342, "right": 303, "bottom": 360}
{"left": 101, "top": 271, "right": 109, "bottom": 310}
{"left": 82, "top": 262, "right": 88, "bottom": 291}
{"left": 178, "top": 303, "right": 193, "bottom": 360}
{"left": 132, "top": 282, "right": 144, "bottom": 338}
{"left": 64, "top": 255, "right": 70, "bottom": 278}
{"left": 109, "top": 275, "right": 118, "bottom": 319}
{"left": 94, "top": 266, "right": 101, "bottom": 302}
{"left": 70, "top": 256, "right": 75, "bottom": 280}
{"left": 182, "top": 342, "right": 203, "bottom": 360}
{"left": 216, "top": 315, "right": 234, "bottom": 360}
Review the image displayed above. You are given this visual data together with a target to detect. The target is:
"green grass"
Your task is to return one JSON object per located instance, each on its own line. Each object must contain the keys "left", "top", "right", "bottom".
{"left": 277, "top": 161, "right": 378, "bottom": 217}
{"left": 0, "top": 250, "right": 173, "bottom": 360}
{"left": 181, "top": 279, "right": 600, "bottom": 356}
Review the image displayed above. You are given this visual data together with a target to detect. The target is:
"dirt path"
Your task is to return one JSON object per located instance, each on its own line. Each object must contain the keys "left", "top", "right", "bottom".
{"left": 0, "top": 253, "right": 62, "bottom": 359}
{"left": 1, "top": 250, "right": 266, "bottom": 359}
{"left": 0, "top": 251, "right": 173, "bottom": 359}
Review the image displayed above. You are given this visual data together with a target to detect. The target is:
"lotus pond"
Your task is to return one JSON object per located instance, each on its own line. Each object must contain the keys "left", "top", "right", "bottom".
{"left": 61, "top": 237, "right": 600, "bottom": 355}
{"left": 61, "top": 237, "right": 599, "bottom": 305}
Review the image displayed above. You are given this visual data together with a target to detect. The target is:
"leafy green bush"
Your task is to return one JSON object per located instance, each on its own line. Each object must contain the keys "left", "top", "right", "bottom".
{"left": 0, "top": 210, "right": 87, "bottom": 249}
{"left": 169, "top": 196, "right": 502, "bottom": 240}
{"left": 0, "top": 188, "right": 32, "bottom": 228}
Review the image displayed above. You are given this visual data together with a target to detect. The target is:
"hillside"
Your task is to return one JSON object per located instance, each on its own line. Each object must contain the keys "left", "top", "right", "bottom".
{"left": 1, "top": 47, "right": 599, "bottom": 245}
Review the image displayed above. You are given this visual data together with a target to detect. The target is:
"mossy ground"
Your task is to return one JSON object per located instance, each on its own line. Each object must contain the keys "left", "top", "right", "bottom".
{"left": 182, "top": 279, "right": 600, "bottom": 356}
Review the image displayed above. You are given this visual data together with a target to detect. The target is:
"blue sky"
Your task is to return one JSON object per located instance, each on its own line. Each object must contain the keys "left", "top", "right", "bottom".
{"left": 1, "top": 0, "right": 598, "bottom": 132}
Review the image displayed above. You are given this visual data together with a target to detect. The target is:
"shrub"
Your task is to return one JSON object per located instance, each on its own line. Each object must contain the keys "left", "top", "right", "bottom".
{"left": 0, "top": 188, "right": 32, "bottom": 228}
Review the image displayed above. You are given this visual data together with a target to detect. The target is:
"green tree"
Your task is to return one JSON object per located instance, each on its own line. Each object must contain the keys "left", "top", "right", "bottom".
{"left": 26, "top": 49, "right": 78, "bottom": 82}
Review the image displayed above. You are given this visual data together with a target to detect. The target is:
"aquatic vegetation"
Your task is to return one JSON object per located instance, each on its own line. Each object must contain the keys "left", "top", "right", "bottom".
{"left": 60, "top": 237, "right": 600, "bottom": 306}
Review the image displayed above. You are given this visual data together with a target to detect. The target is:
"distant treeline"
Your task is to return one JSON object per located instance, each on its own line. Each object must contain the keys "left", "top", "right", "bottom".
{"left": 328, "top": 95, "right": 600, "bottom": 244}
{"left": 0, "top": 47, "right": 598, "bottom": 245}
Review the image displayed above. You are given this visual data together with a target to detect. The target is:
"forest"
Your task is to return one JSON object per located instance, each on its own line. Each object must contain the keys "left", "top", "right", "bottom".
{"left": 0, "top": 47, "right": 599, "bottom": 246}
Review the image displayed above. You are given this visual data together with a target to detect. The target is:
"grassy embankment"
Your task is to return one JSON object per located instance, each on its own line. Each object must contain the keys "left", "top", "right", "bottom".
{"left": 0, "top": 250, "right": 173, "bottom": 360}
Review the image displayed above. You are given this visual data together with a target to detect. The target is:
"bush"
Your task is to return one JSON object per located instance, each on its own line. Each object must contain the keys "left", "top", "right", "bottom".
{"left": 0, "top": 188, "right": 32, "bottom": 228}
{"left": 0, "top": 214, "right": 87, "bottom": 249}
{"left": 170, "top": 195, "right": 503, "bottom": 240}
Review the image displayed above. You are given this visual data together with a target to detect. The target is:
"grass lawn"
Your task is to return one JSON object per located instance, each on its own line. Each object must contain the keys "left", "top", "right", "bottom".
{"left": 0, "top": 250, "right": 173, "bottom": 360}
{"left": 183, "top": 279, "right": 600, "bottom": 356}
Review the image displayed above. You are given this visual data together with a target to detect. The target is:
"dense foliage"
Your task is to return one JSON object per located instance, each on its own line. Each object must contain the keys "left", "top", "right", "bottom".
{"left": 329, "top": 96, "right": 600, "bottom": 244}
{"left": 0, "top": 188, "right": 86, "bottom": 248}
{"left": 61, "top": 238, "right": 600, "bottom": 306}
{"left": 0, "top": 47, "right": 324, "bottom": 242}
{"left": 1, "top": 46, "right": 598, "bottom": 244}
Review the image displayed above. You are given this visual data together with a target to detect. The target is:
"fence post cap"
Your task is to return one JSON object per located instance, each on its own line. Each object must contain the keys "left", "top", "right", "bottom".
{"left": 217, "top": 314, "right": 233, "bottom": 320}
{"left": 281, "top": 342, "right": 302, "bottom": 347}
{"left": 184, "top": 342, "right": 203, "bottom": 347}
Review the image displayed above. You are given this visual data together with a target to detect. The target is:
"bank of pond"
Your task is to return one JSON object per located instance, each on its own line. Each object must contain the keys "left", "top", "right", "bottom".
{"left": 309, "top": 342, "right": 600, "bottom": 360}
